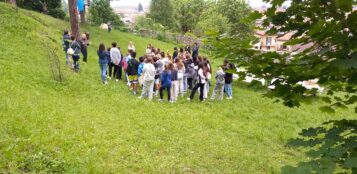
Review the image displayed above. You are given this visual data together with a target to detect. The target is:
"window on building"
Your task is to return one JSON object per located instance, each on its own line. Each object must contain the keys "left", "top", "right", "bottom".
{"left": 266, "top": 37, "right": 272, "bottom": 46}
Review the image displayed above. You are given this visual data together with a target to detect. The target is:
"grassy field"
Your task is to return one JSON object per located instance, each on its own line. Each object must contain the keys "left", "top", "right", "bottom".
{"left": 0, "top": 3, "right": 355, "bottom": 173}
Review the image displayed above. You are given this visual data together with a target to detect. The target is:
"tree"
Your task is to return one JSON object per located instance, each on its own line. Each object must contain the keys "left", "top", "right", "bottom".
{"left": 217, "top": 0, "right": 252, "bottom": 35}
{"left": 194, "top": 1, "right": 230, "bottom": 36}
{"left": 134, "top": 16, "right": 165, "bottom": 31}
{"left": 89, "top": 0, "right": 123, "bottom": 26}
{"left": 68, "top": 0, "right": 80, "bottom": 40}
{"left": 148, "top": 0, "right": 174, "bottom": 28}
{"left": 207, "top": 0, "right": 356, "bottom": 172}
{"left": 173, "top": 0, "right": 205, "bottom": 33}
{"left": 138, "top": 3, "right": 143, "bottom": 12}
{"left": 16, "top": 0, "right": 65, "bottom": 19}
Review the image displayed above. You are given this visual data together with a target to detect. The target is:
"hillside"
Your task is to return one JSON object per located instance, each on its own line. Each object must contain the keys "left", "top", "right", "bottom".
{"left": 0, "top": 3, "right": 355, "bottom": 173}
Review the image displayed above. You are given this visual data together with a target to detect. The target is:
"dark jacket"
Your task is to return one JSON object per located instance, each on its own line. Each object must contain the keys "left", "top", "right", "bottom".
{"left": 173, "top": 50, "right": 178, "bottom": 60}
{"left": 192, "top": 46, "right": 199, "bottom": 60}
{"left": 127, "top": 58, "right": 139, "bottom": 75}
{"left": 98, "top": 50, "right": 109, "bottom": 65}
{"left": 171, "top": 70, "right": 178, "bottom": 81}
{"left": 160, "top": 71, "right": 172, "bottom": 88}
{"left": 63, "top": 34, "right": 71, "bottom": 52}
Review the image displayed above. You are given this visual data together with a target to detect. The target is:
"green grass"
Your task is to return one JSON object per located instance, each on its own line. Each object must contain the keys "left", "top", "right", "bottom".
{"left": 0, "top": 3, "right": 355, "bottom": 173}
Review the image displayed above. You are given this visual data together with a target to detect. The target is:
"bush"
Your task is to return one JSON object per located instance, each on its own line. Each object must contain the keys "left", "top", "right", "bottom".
{"left": 48, "top": 8, "right": 66, "bottom": 20}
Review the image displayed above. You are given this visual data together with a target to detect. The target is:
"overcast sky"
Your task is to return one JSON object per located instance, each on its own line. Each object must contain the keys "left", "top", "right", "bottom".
{"left": 110, "top": 0, "right": 283, "bottom": 8}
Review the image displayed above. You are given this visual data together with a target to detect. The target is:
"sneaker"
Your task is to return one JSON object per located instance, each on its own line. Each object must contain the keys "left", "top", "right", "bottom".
{"left": 104, "top": 81, "right": 108, "bottom": 85}
{"left": 132, "top": 92, "right": 137, "bottom": 95}
{"left": 226, "top": 97, "right": 233, "bottom": 100}
{"left": 187, "top": 98, "right": 191, "bottom": 101}
{"left": 158, "top": 99, "right": 163, "bottom": 102}
{"left": 108, "top": 77, "right": 112, "bottom": 80}
{"left": 116, "top": 79, "right": 119, "bottom": 82}
{"left": 138, "top": 96, "right": 142, "bottom": 99}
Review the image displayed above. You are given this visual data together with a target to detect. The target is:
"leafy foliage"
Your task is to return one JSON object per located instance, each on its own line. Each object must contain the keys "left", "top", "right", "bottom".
{"left": 14, "top": 0, "right": 65, "bottom": 19}
{"left": 282, "top": 119, "right": 357, "bottom": 173}
{"left": 88, "top": 0, "right": 123, "bottom": 26}
{"left": 207, "top": 0, "right": 357, "bottom": 112}
{"left": 134, "top": 16, "right": 165, "bottom": 31}
{"left": 172, "top": 0, "right": 205, "bottom": 33}
{"left": 148, "top": 0, "right": 175, "bottom": 28}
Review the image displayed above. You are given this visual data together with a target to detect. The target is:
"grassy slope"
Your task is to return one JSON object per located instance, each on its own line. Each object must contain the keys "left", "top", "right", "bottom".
{"left": 0, "top": 3, "right": 355, "bottom": 173}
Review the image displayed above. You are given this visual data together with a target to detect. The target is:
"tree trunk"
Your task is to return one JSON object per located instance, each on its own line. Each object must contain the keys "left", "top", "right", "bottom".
{"left": 68, "top": 0, "right": 80, "bottom": 40}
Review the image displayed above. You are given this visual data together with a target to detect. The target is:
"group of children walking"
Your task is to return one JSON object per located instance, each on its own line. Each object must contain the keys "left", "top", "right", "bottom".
{"left": 96, "top": 42, "right": 235, "bottom": 102}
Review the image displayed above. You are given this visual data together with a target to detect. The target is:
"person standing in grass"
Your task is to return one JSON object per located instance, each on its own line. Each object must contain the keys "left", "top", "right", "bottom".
{"left": 203, "top": 58, "right": 212, "bottom": 99}
{"left": 138, "top": 56, "right": 146, "bottom": 87}
{"left": 176, "top": 59, "right": 185, "bottom": 97}
{"left": 97, "top": 43, "right": 109, "bottom": 84}
{"left": 139, "top": 57, "right": 156, "bottom": 101}
{"left": 187, "top": 63, "right": 206, "bottom": 101}
{"left": 62, "top": 30, "right": 71, "bottom": 65}
{"left": 110, "top": 42, "right": 122, "bottom": 82}
{"left": 80, "top": 33, "right": 89, "bottom": 63}
{"left": 127, "top": 53, "right": 139, "bottom": 95}
{"left": 210, "top": 66, "right": 225, "bottom": 100}
{"left": 169, "top": 63, "right": 178, "bottom": 102}
{"left": 159, "top": 64, "right": 172, "bottom": 102}
{"left": 173, "top": 47, "right": 178, "bottom": 60}
{"left": 224, "top": 59, "right": 234, "bottom": 100}
{"left": 70, "top": 36, "right": 81, "bottom": 72}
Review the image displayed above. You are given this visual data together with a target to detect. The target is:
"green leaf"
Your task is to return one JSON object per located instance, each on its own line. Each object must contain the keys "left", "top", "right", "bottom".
{"left": 319, "top": 106, "right": 335, "bottom": 113}
{"left": 343, "top": 157, "right": 357, "bottom": 168}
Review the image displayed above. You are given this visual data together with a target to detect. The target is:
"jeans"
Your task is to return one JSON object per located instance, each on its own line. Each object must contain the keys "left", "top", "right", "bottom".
{"left": 100, "top": 63, "right": 108, "bottom": 82}
{"left": 170, "top": 81, "right": 178, "bottom": 101}
{"left": 187, "top": 78, "right": 193, "bottom": 90}
{"left": 224, "top": 83, "right": 233, "bottom": 98}
{"left": 177, "top": 78, "right": 184, "bottom": 96}
{"left": 183, "top": 75, "right": 188, "bottom": 92}
{"left": 65, "top": 53, "right": 69, "bottom": 65}
{"left": 72, "top": 55, "right": 80, "bottom": 71}
{"left": 160, "top": 86, "right": 171, "bottom": 101}
{"left": 203, "top": 80, "right": 210, "bottom": 99}
{"left": 81, "top": 47, "right": 88, "bottom": 62}
{"left": 141, "top": 80, "right": 155, "bottom": 100}
{"left": 190, "top": 83, "right": 205, "bottom": 101}
{"left": 211, "top": 83, "right": 224, "bottom": 100}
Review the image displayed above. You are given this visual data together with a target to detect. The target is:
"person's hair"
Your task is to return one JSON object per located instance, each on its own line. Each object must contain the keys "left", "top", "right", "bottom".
{"left": 179, "top": 48, "right": 184, "bottom": 53}
{"left": 129, "top": 41, "right": 134, "bottom": 45}
{"left": 98, "top": 43, "right": 105, "bottom": 52}
{"left": 177, "top": 59, "right": 184, "bottom": 69}
{"left": 70, "top": 35, "right": 75, "bottom": 40}
{"left": 198, "top": 56, "right": 203, "bottom": 62}
{"left": 174, "top": 47, "right": 177, "bottom": 51}
{"left": 139, "top": 56, "right": 144, "bottom": 63}
{"left": 107, "top": 48, "right": 111, "bottom": 51}
{"left": 167, "top": 54, "right": 172, "bottom": 61}
{"left": 198, "top": 63, "right": 207, "bottom": 76}
{"left": 164, "top": 63, "right": 170, "bottom": 72}
{"left": 168, "top": 63, "right": 175, "bottom": 71}
{"left": 156, "top": 48, "right": 161, "bottom": 54}
{"left": 151, "top": 48, "right": 156, "bottom": 53}
{"left": 85, "top": 32, "right": 90, "bottom": 40}
{"left": 153, "top": 56, "right": 159, "bottom": 62}
{"left": 147, "top": 57, "right": 153, "bottom": 63}
{"left": 132, "top": 51, "right": 137, "bottom": 58}
{"left": 160, "top": 52, "right": 165, "bottom": 58}
{"left": 186, "top": 54, "right": 191, "bottom": 60}
{"left": 224, "top": 59, "right": 229, "bottom": 65}
{"left": 112, "top": 42, "right": 117, "bottom": 47}
{"left": 128, "top": 49, "right": 133, "bottom": 56}
{"left": 64, "top": 30, "right": 69, "bottom": 35}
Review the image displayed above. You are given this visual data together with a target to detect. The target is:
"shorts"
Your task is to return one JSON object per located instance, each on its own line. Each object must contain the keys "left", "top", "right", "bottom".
{"left": 128, "top": 75, "right": 138, "bottom": 83}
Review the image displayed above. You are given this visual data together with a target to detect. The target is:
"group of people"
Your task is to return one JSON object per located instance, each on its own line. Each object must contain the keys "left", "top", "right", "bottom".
{"left": 62, "top": 30, "right": 89, "bottom": 72}
{"left": 97, "top": 42, "right": 235, "bottom": 102}
{"left": 62, "top": 30, "right": 235, "bottom": 102}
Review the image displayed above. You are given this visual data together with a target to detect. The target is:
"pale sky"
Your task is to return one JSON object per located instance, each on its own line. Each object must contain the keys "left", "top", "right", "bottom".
{"left": 110, "top": 0, "right": 286, "bottom": 8}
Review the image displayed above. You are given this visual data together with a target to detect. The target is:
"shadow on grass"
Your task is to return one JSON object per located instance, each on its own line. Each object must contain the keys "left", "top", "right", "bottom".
{"left": 281, "top": 119, "right": 357, "bottom": 174}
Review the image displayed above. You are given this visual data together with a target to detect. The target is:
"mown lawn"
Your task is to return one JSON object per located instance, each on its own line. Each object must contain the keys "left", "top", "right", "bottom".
{"left": 0, "top": 3, "right": 355, "bottom": 173}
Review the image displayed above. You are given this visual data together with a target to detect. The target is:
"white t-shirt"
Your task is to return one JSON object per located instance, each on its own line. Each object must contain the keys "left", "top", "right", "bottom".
{"left": 143, "top": 63, "right": 156, "bottom": 81}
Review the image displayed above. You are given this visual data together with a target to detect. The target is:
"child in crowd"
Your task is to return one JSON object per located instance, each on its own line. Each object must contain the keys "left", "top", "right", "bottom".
{"left": 210, "top": 66, "right": 225, "bottom": 100}
{"left": 224, "top": 59, "right": 234, "bottom": 100}
{"left": 97, "top": 43, "right": 109, "bottom": 84}
{"left": 187, "top": 63, "right": 207, "bottom": 101}
{"left": 176, "top": 59, "right": 185, "bottom": 97}
{"left": 159, "top": 64, "right": 172, "bottom": 102}
{"left": 126, "top": 52, "right": 139, "bottom": 95}
{"left": 169, "top": 63, "right": 178, "bottom": 102}
{"left": 138, "top": 56, "right": 146, "bottom": 87}
{"left": 109, "top": 42, "right": 122, "bottom": 82}
{"left": 139, "top": 57, "right": 156, "bottom": 101}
